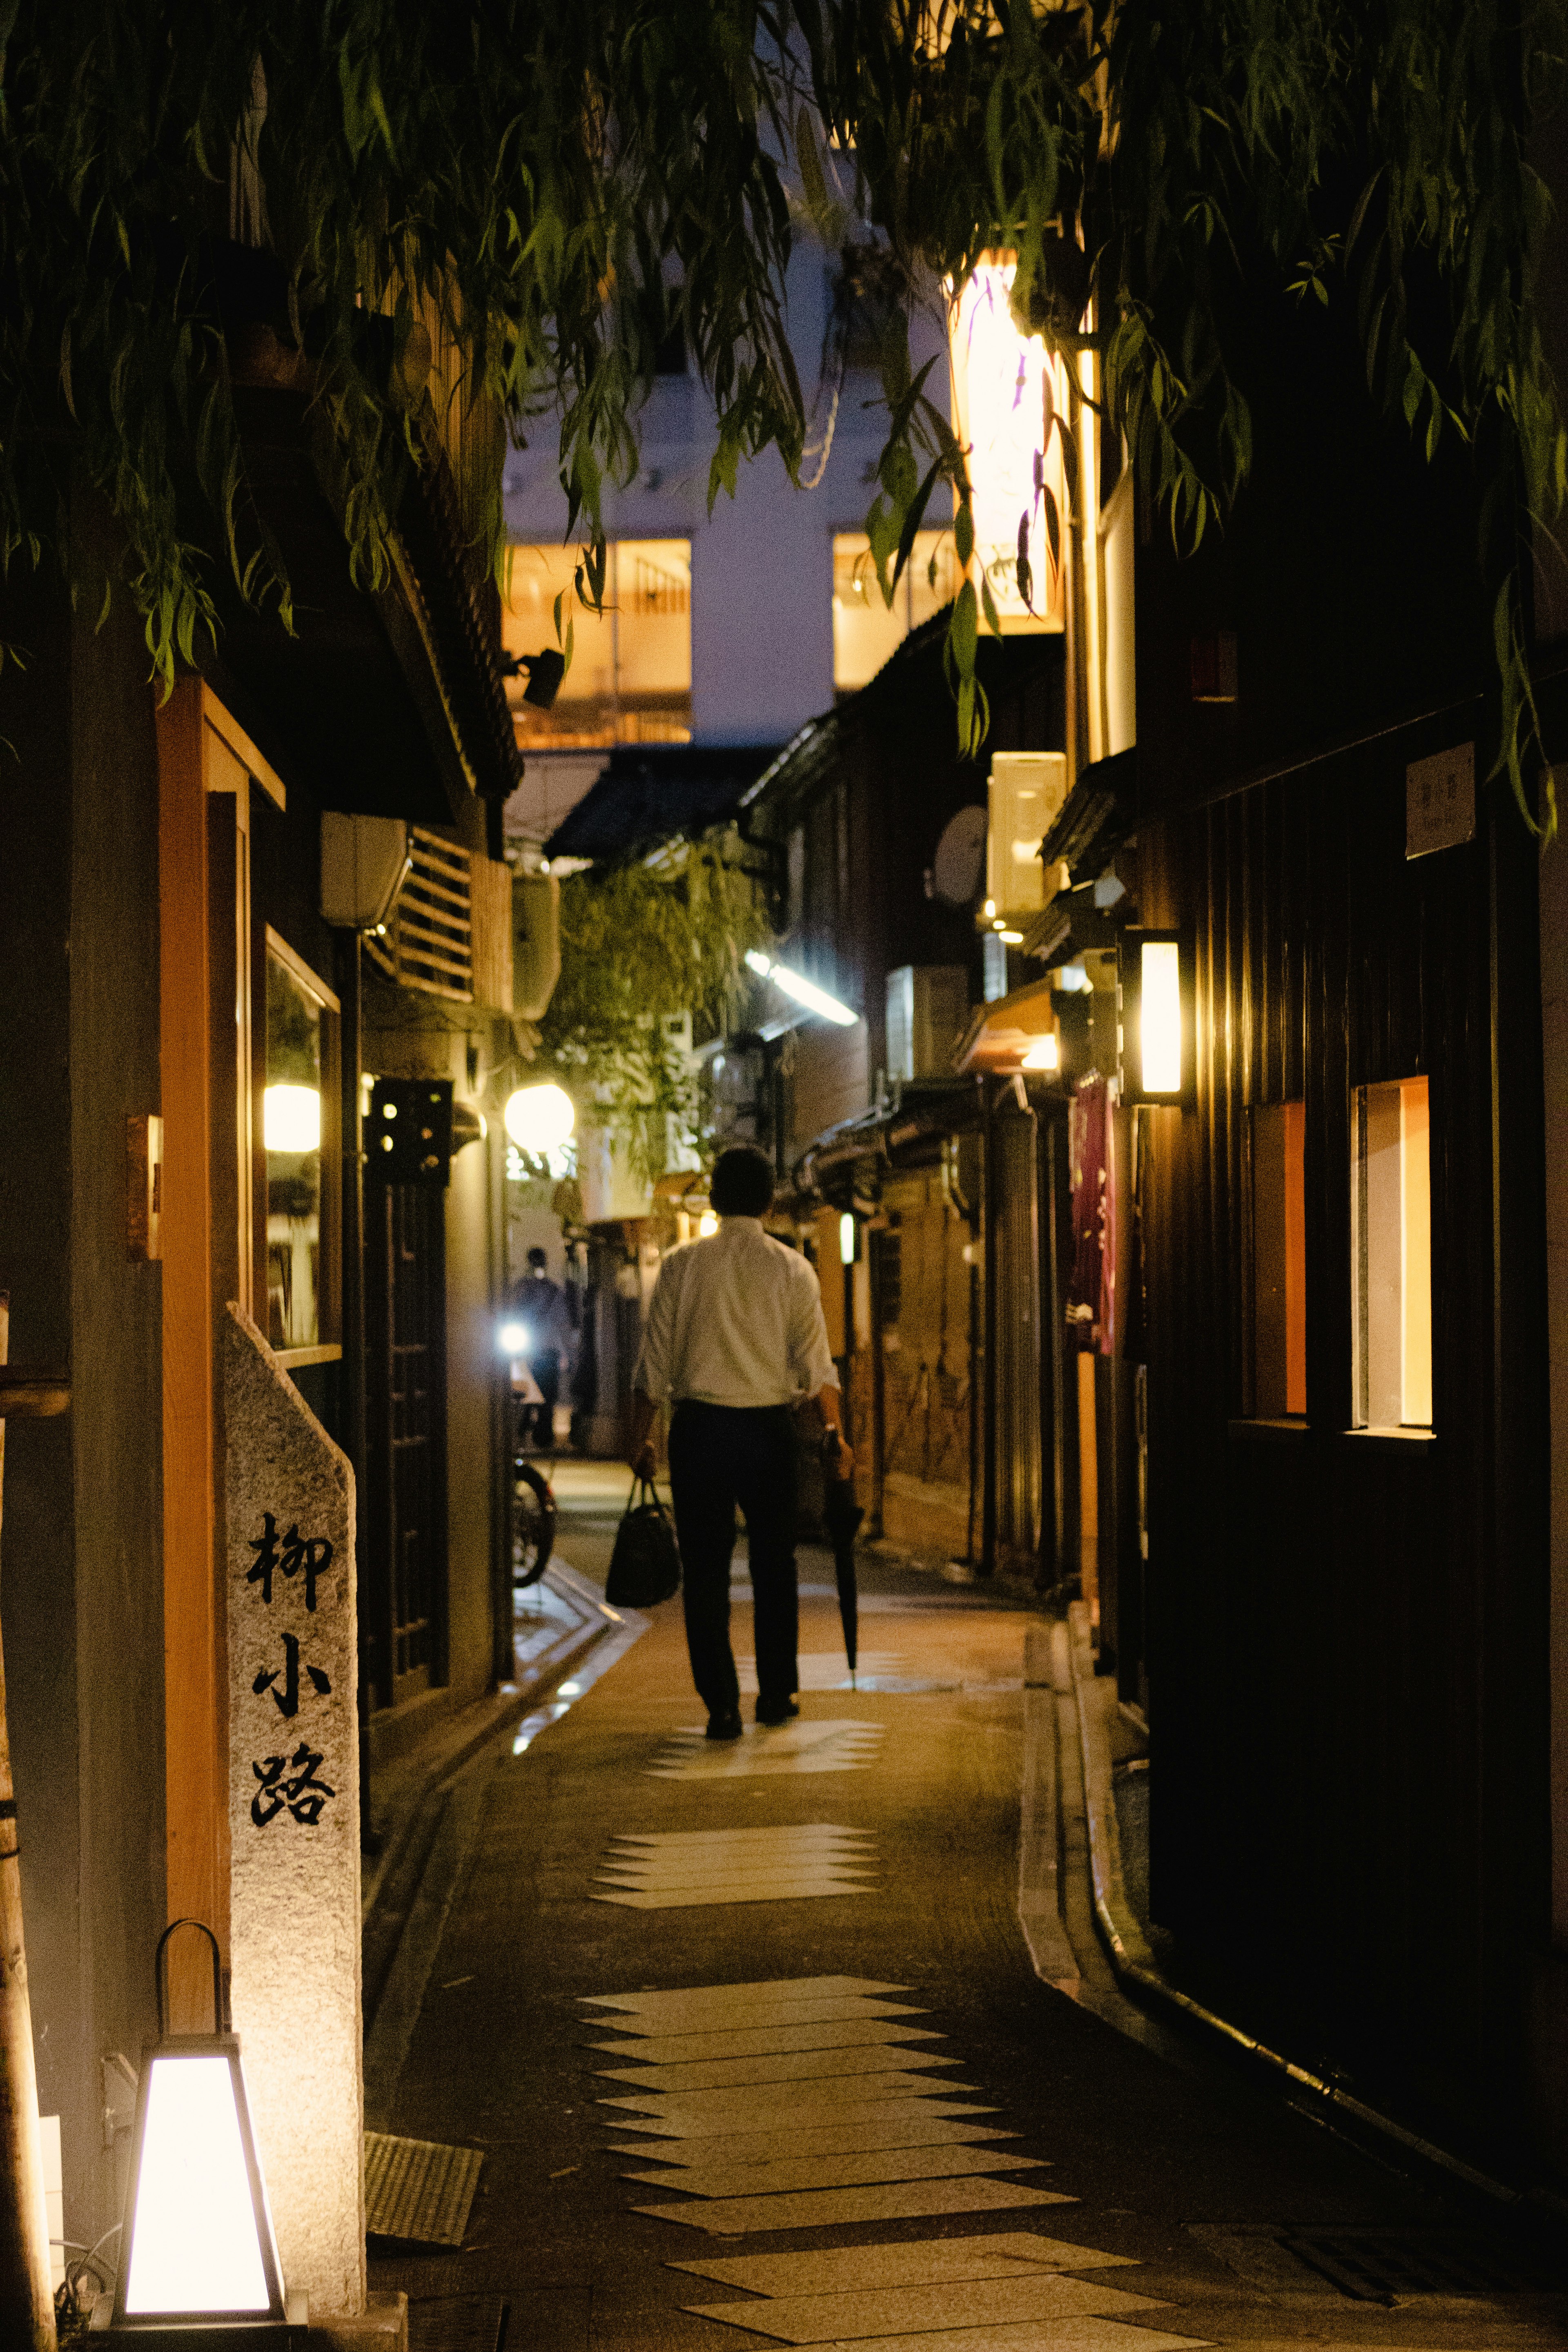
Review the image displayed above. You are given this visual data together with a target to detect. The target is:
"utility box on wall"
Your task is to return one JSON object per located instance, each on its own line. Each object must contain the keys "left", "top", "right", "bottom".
{"left": 513, "top": 871, "right": 561, "bottom": 1021}
{"left": 320, "top": 811, "right": 410, "bottom": 929}
{"left": 886, "top": 966, "right": 969, "bottom": 1082}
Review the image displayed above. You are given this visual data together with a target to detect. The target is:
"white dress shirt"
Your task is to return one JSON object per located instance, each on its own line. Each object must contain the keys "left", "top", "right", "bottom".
{"left": 633, "top": 1217, "right": 840, "bottom": 1409}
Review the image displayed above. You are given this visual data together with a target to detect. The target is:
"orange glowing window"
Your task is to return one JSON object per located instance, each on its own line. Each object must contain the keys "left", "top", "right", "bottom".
{"left": 1352, "top": 1076, "right": 1432, "bottom": 1429}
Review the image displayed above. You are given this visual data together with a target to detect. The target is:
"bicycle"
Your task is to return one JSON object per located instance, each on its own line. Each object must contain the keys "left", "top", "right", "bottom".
{"left": 513, "top": 1453, "right": 558, "bottom": 1588}
{"left": 510, "top": 1359, "right": 559, "bottom": 1588}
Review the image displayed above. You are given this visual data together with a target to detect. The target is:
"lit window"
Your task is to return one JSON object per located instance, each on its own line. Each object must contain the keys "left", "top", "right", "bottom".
{"left": 1251, "top": 1102, "right": 1306, "bottom": 1417}
{"left": 1351, "top": 1076, "right": 1432, "bottom": 1428}
{"left": 833, "top": 530, "right": 956, "bottom": 694}
{"left": 502, "top": 539, "right": 692, "bottom": 750}
{"left": 264, "top": 942, "right": 338, "bottom": 1355}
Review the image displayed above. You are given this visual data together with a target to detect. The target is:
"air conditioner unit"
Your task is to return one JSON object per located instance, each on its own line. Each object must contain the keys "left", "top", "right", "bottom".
{"left": 987, "top": 752, "right": 1069, "bottom": 916}
{"left": 886, "top": 966, "right": 970, "bottom": 1082}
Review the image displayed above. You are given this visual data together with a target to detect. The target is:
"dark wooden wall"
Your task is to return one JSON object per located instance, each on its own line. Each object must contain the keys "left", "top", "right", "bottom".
{"left": 1141, "top": 722, "right": 1550, "bottom": 2149}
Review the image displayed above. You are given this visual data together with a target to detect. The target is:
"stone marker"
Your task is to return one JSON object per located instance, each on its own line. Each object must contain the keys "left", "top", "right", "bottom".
{"left": 223, "top": 1305, "right": 365, "bottom": 2321}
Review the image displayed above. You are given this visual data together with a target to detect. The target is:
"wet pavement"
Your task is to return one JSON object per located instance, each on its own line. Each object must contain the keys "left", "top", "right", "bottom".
{"left": 366, "top": 1470, "right": 1568, "bottom": 2352}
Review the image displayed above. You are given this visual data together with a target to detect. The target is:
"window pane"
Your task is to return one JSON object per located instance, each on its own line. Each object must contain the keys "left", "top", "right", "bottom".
{"left": 1352, "top": 1075, "right": 1432, "bottom": 1428}
{"left": 502, "top": 539, "right": 692, "bottom": 750}
{"left": 1252, "top": 1100, "right": 1306, "bottom": 1417}
{"left": 265, "top": 954, "right": 324, "bottom": 1350}
{"left": 833, "top": 530, "right": 954, "bottom": 694}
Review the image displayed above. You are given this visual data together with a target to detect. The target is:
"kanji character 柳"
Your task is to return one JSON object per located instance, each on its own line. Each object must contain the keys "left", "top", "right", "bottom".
{"left": 246, "top": 1511, "right": 334, "bottom": 1610}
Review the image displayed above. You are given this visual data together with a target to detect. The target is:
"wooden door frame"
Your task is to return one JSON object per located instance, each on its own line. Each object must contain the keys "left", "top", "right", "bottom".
{"left": 156, "top": 679, "right": 287, "bottom": 2024}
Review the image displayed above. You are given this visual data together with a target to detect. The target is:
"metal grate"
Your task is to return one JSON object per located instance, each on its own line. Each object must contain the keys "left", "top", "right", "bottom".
{"left": 365, "top": 827, "right": 473, "bottom": 1002}
{"left": 409, "top": 2297, "right": 508, "bottom": 2352}
{"left": 1283, "top": 2230, "right": 1556, "bottom": 2302}
{"left": 365, "top": 2132, "right": 483, "bottom": 2246}
{"left": 1189, "top": 2223, "right": 1557, "bottom": 2305}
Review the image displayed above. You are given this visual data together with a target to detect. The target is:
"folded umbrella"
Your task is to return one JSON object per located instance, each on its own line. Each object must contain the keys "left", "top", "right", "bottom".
{"left": 821, "top": 1462, "right": 865, "bottom": 1684}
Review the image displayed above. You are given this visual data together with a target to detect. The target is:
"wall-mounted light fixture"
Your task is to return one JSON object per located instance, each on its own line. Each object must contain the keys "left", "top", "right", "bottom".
{"left": 1020, "top": 1035, "right": 1060, "bottom": 1074}
{"left": 503, "top": 1083, "right": 575, "bottom": 1153}
{"left": 839, "top": 1212, "right": 857, "bottom": 1266}
{"left": 319, "top": 812, "right": 410, "bottom": 931}
{"left": 744, "top": 950, "right": 857, "bottom": 1029}
{"left": 261, "top": 1086, "right": 321, "bottom": 1155}
{"left": 101, "top": 1921, "right": 304, "bottom": 2348}
{"left": 1117, "top": 930, "right": 1196, "bottom": 1109}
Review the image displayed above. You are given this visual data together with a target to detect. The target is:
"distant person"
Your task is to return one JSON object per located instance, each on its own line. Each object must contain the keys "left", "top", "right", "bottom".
{"left": 628, "top": 1145, "right": 853, "bottom": 1740}
{"left": 511, "top": 1246, "right": 574, "bottom": 1450}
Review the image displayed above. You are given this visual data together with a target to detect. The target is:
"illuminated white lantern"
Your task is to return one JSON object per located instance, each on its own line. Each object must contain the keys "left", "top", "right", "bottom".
{"left": 1118, "top": 930, "right": 1194, "bottom": 1108}
{"left": 503, "top": 1083, "right": 575, "bottom": 1153}
{"left": 261, "top": 1085, "right": 321, "bottom": 1154}
{"left": 107, "top": 1920, "right": 305, "bottom": 2347}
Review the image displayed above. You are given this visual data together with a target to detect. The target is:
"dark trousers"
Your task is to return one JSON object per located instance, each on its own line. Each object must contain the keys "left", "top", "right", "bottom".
{"left": 668, "top": 1401, "right": 797, "bottom": 1715}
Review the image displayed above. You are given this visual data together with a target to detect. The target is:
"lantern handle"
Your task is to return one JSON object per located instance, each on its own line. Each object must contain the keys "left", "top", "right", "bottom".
{"left": 154, "top": 1918, "right": 228, "bottom": 2038}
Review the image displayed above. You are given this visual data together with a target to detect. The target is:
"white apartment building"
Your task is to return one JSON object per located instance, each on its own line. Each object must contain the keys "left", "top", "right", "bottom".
{"left": 498, "top": 233, "right": 956, "bottom": 846}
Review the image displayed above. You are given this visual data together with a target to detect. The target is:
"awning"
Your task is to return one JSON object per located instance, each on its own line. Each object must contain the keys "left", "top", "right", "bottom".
{"left": 953, "top": 978, "right": 1060, "bottom": 1076}
{"left": 1037, "top": 746, "right": 1136, "bottom": 882}
{"left": 1021, "top": 882, "right": 1122, "bottom": 965}
{"left": 543, "top": 744, "right": 780, "bottom": 862}
{"left": 792, "top": 1079, "right": 981, "bottom": 1199}
{"left": 201, "top": 379, "right": 518, "bottom": 827}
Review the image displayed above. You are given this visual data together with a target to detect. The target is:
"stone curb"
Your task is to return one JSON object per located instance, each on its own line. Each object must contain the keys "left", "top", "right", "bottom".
{"left": 1061, "top": 1600, "right": 1564, "bottom": 2224}
{"left": 362, "top": 1561, "right": 614, "bottom": 1931}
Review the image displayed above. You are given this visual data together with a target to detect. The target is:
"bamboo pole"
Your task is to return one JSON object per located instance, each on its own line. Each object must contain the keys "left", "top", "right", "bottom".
{"left": 0, "top": 1294, "right": 63, "bottom": 2351}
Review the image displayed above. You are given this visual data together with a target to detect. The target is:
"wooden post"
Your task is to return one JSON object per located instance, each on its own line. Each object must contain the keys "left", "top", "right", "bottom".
{"left": 156, "top": 682, "right": 225, "bottom": 2031}
{"left": 867, "top": 1229, "right": 886, "bottom": 1541}
{"left": 0, "top": 1295, "right": 64, "bottom": 2352}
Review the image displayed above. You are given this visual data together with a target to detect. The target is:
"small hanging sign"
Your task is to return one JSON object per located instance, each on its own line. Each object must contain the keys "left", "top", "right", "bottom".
{"left": 1406, "top": 742, "right": 1475, "bottom": 859}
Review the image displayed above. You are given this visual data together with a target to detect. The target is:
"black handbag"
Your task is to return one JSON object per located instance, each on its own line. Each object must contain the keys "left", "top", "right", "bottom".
{"left": 605, "top": 1475, "right": 682, "bottom": 1607}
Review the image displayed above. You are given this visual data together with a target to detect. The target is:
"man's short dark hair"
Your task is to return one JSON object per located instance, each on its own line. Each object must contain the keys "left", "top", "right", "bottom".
{"left": 526, "top": 1245, "right": 548, "bottom": 1269}
{"left": 709, "top": 1145, "right": 775, "bottom": 1219}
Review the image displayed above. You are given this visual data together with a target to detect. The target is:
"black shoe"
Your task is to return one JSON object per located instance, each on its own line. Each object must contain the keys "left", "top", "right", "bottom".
{"left": 705, "top": 1708, "right": 744, "bottom": 1742}
{"left": 755, "top": 1695, "right": 800, "bottom": 1726}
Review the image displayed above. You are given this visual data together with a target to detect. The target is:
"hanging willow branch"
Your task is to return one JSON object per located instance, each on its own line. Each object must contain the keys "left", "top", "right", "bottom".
{"left": 535, "top": 834, "right": 772, "bottom": 1186}
{"left": 803, "top": 0, "right": 1568, "bottom": 828}
{"left": 0, "top": 2, "right": 1565, "bottom": 822}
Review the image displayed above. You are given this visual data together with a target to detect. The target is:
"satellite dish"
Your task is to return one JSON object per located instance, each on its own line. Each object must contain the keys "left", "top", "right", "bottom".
{"left": 932, "top": 805, "right": 988, "bottom": 906}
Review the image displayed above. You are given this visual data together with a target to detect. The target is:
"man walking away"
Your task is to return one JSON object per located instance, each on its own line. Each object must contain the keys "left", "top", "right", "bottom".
{"left": 512, "top": 1245, "right": 574, "bottom": 1451}
{"left": 628, "top": 1145, "right": 853, "bottom": 1740}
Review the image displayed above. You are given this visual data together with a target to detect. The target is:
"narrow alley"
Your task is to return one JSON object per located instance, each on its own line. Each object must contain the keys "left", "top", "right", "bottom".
{"left": 359, "top": 1477, "right": 1568, "bottom": 2352}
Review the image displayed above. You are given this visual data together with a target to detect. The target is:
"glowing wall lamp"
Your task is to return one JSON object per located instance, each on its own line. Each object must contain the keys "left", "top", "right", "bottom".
{"left": 261, "top": 1085, "right": 321, "bottom": 1154}
{"left": 744, "top": 949, "right": 858, "bottom": 1028}
{"left": 102, "top": 1920, "right": 304, "bottom": 2348}
{"left": 1021, "top": 1034, "right": 1060, "bottom": 1074}
{"left": 1118, "top": 930, "right": 1196, "bottom": 1109}
{"left": 839, "top": 1212, "right": 858, "bottom": 1266}
{"left": 503, "top": 1082, "right": 575, "bottom": 1153}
